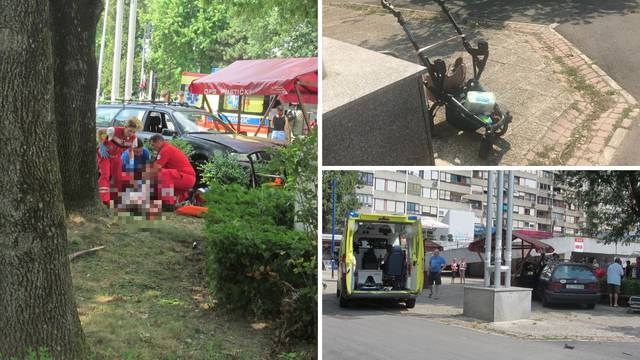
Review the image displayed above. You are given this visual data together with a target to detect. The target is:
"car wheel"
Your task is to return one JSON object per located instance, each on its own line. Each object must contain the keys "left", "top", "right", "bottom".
{"left": 586, "top": 303, "right": 596, "bottom": 309}
{"left": 336, "top": 287, "right": 340, "bottom": 298}
{"left": 405, "top": 299, "right": 416, "bottom": 309}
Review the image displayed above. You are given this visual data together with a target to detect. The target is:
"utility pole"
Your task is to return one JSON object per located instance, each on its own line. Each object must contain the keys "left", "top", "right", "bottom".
{"left": 111, "top": 0, "right": 125, "bottom": 102}
{"left": 96, "top": 0, "right": 110, "bottom": 104}
{"left": 484, "top": 171, "right": 494, "bottom": 287}
{"left": 505, "top": 171, "right": 514, "bottom": 287}
{"left": 124, "top": 0, "right": 138, "bottom": 101}
{"left": 331, "top": 177, "right": 337, "bottom": 279}
{"left": 494, "top": 171, "right": 504, "bottom": 287}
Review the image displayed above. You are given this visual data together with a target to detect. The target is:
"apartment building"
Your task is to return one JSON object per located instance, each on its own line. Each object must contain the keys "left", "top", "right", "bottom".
{"left": 355, "top": 170, "right": 584, "bottom": 240}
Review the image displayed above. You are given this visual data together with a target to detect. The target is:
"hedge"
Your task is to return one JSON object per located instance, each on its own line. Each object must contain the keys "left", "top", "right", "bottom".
{"left": 202, "top": 182, "right": 317, "bottom": 343}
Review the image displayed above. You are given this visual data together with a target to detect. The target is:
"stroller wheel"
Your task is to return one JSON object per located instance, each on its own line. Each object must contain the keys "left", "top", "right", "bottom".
{"left": 494, "top": 121, "right": 509, "bottom": 137}
{"left": 479, "top": 136, "right": 493, "bottom": 159}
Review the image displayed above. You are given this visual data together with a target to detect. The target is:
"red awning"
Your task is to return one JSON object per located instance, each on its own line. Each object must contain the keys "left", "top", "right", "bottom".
{"left": 188, "top": 57, "right": 318, "bottom": 104}
{"left": 468, "top": 229, "right": 554, "bottom": 254}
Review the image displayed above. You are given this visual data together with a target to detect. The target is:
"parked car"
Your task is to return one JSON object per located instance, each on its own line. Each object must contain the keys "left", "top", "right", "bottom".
{"left": 535, "top": 262, "right": 600, "bottom": 309}
{"left": 96, "top": 103, "right": 279, "bottom": 170}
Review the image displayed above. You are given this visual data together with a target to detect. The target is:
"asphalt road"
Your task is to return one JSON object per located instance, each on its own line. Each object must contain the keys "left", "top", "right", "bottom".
{"left": 334, "top": 0, "right": 640, "bottom": 163}
{"left": 323, "top": 292, "right": 640, "bottom": 360}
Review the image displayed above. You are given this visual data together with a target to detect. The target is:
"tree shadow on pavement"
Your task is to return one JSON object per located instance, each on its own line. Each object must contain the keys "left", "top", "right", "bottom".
{"left": 406, "top": 0, "right": 640, "bottom": 26}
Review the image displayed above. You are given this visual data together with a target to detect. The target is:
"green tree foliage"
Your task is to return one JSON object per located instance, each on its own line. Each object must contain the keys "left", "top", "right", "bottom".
{"left": 97, "top": 0, "right": 318, "bottom": 96}
{"left": 322, "top": 171, "right": 361, "bottom": 234}
{"left": 559, "top": 171, "right": 640, "bottom": 244}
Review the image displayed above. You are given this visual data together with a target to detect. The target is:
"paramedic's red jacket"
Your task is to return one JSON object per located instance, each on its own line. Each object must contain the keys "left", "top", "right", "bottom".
{"left": 98, "top": 126, "right": 137, "bottom": 204}
{"left": 154, "top": 142, "right": 196, "bottom": 204}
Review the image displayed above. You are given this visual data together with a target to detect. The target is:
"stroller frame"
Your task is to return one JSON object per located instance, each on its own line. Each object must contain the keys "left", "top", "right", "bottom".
{"left": 381, "top": 0, "right": 512, "bottom": 159}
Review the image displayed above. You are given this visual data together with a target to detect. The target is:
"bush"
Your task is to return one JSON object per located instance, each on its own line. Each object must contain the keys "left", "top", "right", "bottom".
{"left": 621, "top": 279, "right": 640, "bottom": 296}
{"left": 199, "top": 153, "right": 250, "bottom": 187}
{"left": 202, "top": 182, "right": 316, "bottom": 343}
{"left": 169, "top": 138, "right": 195, "bottom": 158}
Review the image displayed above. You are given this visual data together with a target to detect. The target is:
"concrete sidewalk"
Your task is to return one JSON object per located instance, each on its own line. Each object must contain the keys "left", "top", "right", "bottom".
{"left": 323, "top": 3, "right": 640, "bottom": 165}
{"left": 322, "top": 270, "right": 640, "bottom": 342}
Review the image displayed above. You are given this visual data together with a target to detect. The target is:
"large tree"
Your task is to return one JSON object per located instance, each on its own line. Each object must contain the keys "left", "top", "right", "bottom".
{"left": 0, "top": 1, "right": 87, "bottom": 358}
{"left": 51, "top": 0, "right": 103, "bottom": 213}
{"left": 560, "top": 171, "right": 640, "bottom": 244}
{"left": 322, "top": 171, "right": 361, "bottom": 234}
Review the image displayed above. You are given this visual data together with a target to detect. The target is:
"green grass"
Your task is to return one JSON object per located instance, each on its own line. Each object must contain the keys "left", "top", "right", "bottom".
{"left": 67, "top": 214, "right": 289, "bottom": 360}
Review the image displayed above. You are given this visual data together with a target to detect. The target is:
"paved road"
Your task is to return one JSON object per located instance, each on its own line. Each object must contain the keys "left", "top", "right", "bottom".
{"left": 334, "top": 0, "right": 640, "bottom": 163}
{"left": 323, "top": 291, "right": 640, "bottom": 360}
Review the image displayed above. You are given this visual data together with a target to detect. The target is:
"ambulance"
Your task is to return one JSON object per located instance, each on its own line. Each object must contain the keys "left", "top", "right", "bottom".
{"left": 336, "top": 212, "right": 424, "bottom": 308}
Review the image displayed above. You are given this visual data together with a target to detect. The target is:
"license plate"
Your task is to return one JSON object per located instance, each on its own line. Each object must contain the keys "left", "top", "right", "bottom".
{"left": 566, "top": 284, "right": 584, "bottom": 289}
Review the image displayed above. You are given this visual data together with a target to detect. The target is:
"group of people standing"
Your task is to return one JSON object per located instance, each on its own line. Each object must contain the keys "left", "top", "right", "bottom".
{"left": 96, "top": 117, "right": 196, "bottom": 215}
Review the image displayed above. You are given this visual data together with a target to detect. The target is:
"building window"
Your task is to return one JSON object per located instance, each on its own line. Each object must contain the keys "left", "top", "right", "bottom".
{"left": 537, "top": 196, "right": 551, "bottom": 205}
{"left": 422, "top": 205, "right": 438, "bottom": 217}
{"left": 408, "top": 182, "right": 421, "bottom": 196}
{"left": 396, "top": 181, "right": 406, "bottom": 193}
{"left": 471, "top": 185, "right": 484, "bottom": 195}
{"left": 472, "top": 170, "right": 485, "bottom": 179}
{"left": 552, "top": 212, "right": 563, "bottom": 221}
{"left": 539, "top": 183, "right": 551, "bottom": 191}
{"left": 375, "top": 178, "right": 385, "bottom": 191}
{"left": 407, "top": 202, "right": 420, "bottom": 214}
{"left": 470, "top": 200, "right": 482, "bottom": 210}
{"left": 357, "top": 194, "right": 373, "bottom": 206}
{"left": 387, "top": 180, "right": 397, "bottom": 192}
{"left": 439, "top": 190, "right": 451, "bottom": 201}
{"left": 431, "top": 171, "right": 439, "bottom": 180}
{"left": 520, "top": 178, "right": 537, "bottom": 189}
{"left": 358, "top": 172, "right": 374, "bottom": 186}
{"left": 566, "top": 215, "right": 575, "bottom": 224}
{"left": 553, "top": 199, "right": 566, "bottom": 208}
{"left": 374, "top": 198, "right": 404, "bottom": 213}
{"left": 422, "top": 187, "right": 438, "bottom": 199}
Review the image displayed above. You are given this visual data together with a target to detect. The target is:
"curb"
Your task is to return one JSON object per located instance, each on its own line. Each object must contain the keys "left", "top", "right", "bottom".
{"left": 547, "top": 23, "right": 640, "bottom": 165}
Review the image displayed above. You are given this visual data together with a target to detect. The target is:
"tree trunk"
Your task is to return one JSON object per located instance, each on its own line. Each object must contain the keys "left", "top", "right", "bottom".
{"left": 50, "top": 0, "right": 103, "bottom": 214}
{"left": 0, "top": 1, "right": 87, "bottom": 358}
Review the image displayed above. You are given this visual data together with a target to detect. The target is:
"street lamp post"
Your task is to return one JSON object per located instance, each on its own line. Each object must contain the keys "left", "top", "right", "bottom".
{"left": 494, "top": 171, "right": 504, "bottom": 287}
{"left": 505, "top": 171, "right": 514, "bottom": 287}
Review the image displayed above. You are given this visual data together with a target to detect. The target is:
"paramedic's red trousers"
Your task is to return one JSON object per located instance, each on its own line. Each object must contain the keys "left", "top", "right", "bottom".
{"left": 98, "top": 155, "right": 123, "bottom": 204}
{"left": 156, "top": 169, "right": 196, "bottom": 205}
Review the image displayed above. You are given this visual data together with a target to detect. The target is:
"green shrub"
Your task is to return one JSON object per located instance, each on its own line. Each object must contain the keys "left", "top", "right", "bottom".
{"left": 621, "top": 279, "right": 640, "bottom": 296}
{"left": 169, "top": 138, "right": 194, "bottom": 158}
{"left": 202, "top": 183, "right": 316, "bottom": 343}
{"left": 199, "top": 153, "right": 250, "bottom": 187}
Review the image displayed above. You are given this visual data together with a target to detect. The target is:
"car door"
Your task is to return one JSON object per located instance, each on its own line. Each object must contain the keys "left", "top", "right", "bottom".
{"left": 537, "top": 264, "right": 553, "bottom": 295}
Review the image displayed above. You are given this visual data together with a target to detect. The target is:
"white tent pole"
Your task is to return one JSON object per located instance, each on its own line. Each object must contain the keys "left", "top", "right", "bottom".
{"left": 110, "top": 0, "right": 125, "bottom": 102}
{"left": 96, "top": 0, "right": 110, "bottom": 104}
{"left": 124, "top": 0, "right": 137, "bottom": 101}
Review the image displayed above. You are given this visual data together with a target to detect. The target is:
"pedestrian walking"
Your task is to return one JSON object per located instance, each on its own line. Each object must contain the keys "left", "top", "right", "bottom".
{"left": 450, "top": 258, "right": 458, "bottom": 284}
{"left": 459, "top": 257, "right": 467, "bottom": 284}
{"left": 607, "top": 258, "right": 624, "bottom": 307}
{"left": 428, "top": 250, "right": 446, "bottom": 299}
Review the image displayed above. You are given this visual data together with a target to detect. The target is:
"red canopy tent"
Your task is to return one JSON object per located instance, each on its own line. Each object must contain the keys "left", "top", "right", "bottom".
{"left": 189, "top": 58, "right": 318, "bottom": 135}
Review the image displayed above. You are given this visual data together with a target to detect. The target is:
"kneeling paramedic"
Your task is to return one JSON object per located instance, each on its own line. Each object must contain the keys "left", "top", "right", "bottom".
{"left": 146, "top": 134, "right": 196, "bottom": 211}
{"left": 97, "top": 117, "right": 142, "bottom": 206}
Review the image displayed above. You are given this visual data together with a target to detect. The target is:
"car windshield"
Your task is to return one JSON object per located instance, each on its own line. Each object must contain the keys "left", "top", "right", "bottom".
{"left": 554, "top": 265, "right": 596, "bottom": 280}
{"left": 173, "top": 111, "right": 233, "bottom": 134}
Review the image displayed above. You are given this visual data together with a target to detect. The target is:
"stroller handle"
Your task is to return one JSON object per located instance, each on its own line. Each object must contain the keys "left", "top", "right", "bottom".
{"left": 381, "top": 0, "right": 399, "bottom": 15}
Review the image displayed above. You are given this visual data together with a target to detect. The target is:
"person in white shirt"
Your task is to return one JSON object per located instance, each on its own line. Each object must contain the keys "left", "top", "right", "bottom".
{"left": 607, "top": 258, "right": 625, "bottom": 307}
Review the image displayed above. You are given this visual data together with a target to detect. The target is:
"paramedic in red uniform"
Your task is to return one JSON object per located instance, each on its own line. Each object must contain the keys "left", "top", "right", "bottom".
{"left": 147, "top": 134, "right": 196, "bottom": 211}
{"left": 97, "top": 117, "right": 142, "bottom": 205}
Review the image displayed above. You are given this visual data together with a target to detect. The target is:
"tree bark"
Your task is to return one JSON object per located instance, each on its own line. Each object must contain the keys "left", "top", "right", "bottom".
{"left": 0, "top": 1, "right": 87, "bottom": 358}
{"left": 49, "top": 0, "right": 103, "bottom": 214}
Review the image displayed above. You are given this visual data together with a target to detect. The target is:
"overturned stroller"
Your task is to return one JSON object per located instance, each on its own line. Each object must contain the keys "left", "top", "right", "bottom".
{"left": 381, "top": 0, "right": 512, "bottom": 159}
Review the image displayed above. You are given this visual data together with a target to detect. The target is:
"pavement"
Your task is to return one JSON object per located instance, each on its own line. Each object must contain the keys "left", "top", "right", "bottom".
{"left": 322, "top": 270, "right": 640, "bottom": 344}
{"left": 323, "top": 2, "right": 640, "bottom": 165}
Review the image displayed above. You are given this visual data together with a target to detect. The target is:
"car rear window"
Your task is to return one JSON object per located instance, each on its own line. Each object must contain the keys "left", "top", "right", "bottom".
{"left": 553, "top": 265, "right": 596, "bottom": 280}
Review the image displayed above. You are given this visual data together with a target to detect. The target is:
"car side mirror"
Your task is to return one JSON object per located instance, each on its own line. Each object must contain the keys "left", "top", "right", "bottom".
{"left": 162, "top": 128, "right": 176, "bottom": 137}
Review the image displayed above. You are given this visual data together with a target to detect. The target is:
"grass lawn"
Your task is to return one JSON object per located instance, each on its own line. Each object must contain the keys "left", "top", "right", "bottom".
{"left": 67, "top": 213, "right": 309, "bottom": 359}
